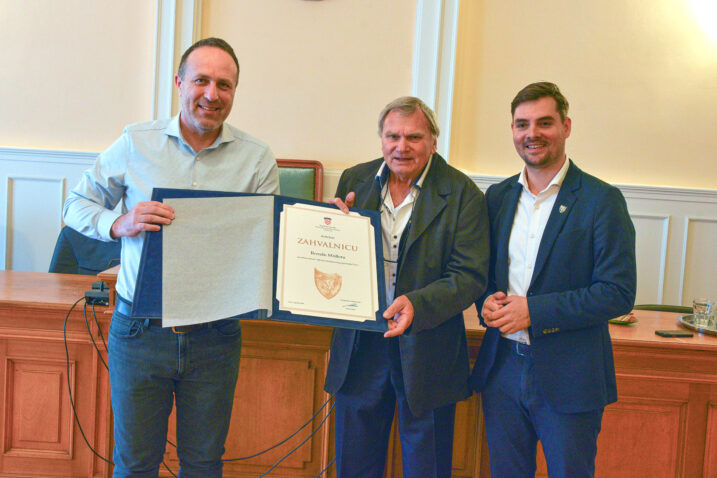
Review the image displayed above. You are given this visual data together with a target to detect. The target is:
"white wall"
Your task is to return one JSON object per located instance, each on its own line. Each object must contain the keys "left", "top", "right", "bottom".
{"left": 450, "top": 0, "right": 717, "bottom": 190}
{"left": 0, "top": 0, "right": 156, "bottom": 151}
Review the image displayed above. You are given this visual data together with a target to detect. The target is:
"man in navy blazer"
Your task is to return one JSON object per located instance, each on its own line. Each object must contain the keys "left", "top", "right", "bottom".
{"left": 470, "top": 82, "right": 636, "bottom": 478}
{"left": 325, "top": 96, "right": 490, "bottom": 477}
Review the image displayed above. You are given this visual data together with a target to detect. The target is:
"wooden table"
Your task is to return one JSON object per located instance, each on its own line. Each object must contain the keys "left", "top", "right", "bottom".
{"left": 0, "top": 270, "right": 112, "bottom": 477}
{"left": 0, "top": 270, "right": 715, "bottom": 477}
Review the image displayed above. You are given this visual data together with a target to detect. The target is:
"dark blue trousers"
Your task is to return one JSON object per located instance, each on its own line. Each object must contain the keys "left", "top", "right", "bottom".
{"left": 334, "top": 331, "right": 455, "bottom": 478}
{"left": 481, "top": 337, "right": 604, "bottom": 478}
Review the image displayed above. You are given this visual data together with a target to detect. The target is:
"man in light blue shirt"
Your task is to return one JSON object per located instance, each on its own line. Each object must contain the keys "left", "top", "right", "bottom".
{"left": 64, "top": 37, "right": 279, "bottom": 478}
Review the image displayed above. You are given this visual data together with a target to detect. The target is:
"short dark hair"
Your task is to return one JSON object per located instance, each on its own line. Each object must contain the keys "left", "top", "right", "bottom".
{"left": 511, "top": 82, "right": 569, "bottom": 121}
{"left": 177, "top": 37, "right": 240, "bottom": 82}
{"left": 378, "top": 96, "right": 440, "bottom": 140}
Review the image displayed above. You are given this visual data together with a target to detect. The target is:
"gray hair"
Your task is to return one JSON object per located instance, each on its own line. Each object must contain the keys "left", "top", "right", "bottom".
{"left": 378, "top": 96, "right": 440, "bottom": 139}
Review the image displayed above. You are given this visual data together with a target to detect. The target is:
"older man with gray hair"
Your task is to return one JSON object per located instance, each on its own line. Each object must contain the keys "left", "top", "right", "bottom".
{"left": 324, "top": 96, "right": 490, "bottom": 477}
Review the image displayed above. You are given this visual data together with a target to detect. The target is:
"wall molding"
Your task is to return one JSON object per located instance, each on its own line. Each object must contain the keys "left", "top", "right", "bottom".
{"left": 4, "top": 147, "right": 717, "bottom": 203}
{"left": 465, "top": 173, "right": 717, "bottom": 203}
{"left": 0, "top": 147, "right": 97, "bottom": 166}
{"left": 412, "top": 0, "right": 460, "bottom": 160}
{"left": 153, "top": 0, "right": 203, "bottom": 120}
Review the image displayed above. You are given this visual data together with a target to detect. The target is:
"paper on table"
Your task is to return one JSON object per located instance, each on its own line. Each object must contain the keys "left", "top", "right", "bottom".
{"left": 276, "top": 202, "right": 379, "bottom": 322}
{"left": 162, "top": 196, "right": 274, "bottom": 326}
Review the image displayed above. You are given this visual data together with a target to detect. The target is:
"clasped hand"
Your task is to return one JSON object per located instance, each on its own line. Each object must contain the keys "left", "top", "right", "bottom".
{"left": 482, "top": 291, "right": 531, "bottom": 334}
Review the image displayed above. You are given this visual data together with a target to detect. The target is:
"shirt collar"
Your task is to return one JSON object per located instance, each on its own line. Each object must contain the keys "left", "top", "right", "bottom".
{"left": 375, "top": 155, "right": 433, "bottom": 190}
{"left": 517, "top": 157, "right": 570, "bottom": 195}
{"left": 166, "top": 114, "right": 236, "bottom": 151}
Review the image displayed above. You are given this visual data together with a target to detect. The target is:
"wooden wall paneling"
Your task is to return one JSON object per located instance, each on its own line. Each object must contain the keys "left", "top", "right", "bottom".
{"left": 89, "top": 313, "right": 112, "bottom": 478}
{"left": 0, "top": 270, "right": 112, "bottom": 478}
{"left": 160, "top": 321, "right": 333, "bottom": 478}
{"left": 597, "top": 396, "right": 688, "bottom": 478}
{"left": 0, "top": 327, "right": 100, "bottom": 476}
{"left": 7, "top": 356, "right": 71, "bottom": 456}
{"left": 385, "top": 415, "right": 401, "bottom": 477}
{"left": 5, "top": 260, "right": 717, "bottom": 478}
{"left": 705, "top": 401, "right": 717, "bottom": 478}
{"left": 466, "top": 321, "right": 491, "bottom": 478}
{"left": 612, "top": 339, "right": 717, "bottom": 478}
{"left": 452, "top": 394, "right": 482, "bottom": 478}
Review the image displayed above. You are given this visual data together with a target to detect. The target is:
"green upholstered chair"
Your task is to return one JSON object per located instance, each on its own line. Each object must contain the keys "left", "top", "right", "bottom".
{"left": 633, "top": 304, "right": 692, "bottom": 314}
{"left": 277, "top": 159, "right": 324, "bottom": 201}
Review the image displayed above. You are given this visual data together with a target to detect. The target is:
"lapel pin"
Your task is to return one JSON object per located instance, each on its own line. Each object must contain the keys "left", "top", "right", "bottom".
{"left": 559, "top": 205, "right": 567, "bottom": 214}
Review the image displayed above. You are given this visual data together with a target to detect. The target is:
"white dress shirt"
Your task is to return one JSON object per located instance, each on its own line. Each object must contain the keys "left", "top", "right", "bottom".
{"left": 504, "top": 158, "right": 571, "bottom": 344}
{"left": 377, "top": 157, "right": 432, "bottom": 304}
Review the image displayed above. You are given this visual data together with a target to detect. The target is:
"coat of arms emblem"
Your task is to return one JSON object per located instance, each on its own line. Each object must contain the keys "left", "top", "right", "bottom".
{"left": 314, "top": 268, "right": 342, "bottom": 299}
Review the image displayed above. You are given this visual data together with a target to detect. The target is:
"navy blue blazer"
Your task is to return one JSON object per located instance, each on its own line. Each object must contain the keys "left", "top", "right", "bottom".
{"left": 324, "top": 154, "right": 490, "bottom": 417}
{"left": 470, "top": 161, "right": 636, "bottom": 413}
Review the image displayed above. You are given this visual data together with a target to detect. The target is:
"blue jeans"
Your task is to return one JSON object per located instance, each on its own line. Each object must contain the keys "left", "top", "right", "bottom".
{"left": 108, "top": 310, "right": 241, "bottom": 478}
{"left": 481, "top": 337, "right": 604, "bottom": 478}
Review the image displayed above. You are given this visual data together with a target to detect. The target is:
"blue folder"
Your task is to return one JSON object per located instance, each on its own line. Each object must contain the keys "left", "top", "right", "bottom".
{"left": 131, "top": 188, "right": 388, "bottom": 332}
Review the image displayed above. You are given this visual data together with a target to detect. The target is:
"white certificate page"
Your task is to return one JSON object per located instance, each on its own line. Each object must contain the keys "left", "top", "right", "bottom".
{"left": 276, "top": 203, "right": 379, "bottom": 323}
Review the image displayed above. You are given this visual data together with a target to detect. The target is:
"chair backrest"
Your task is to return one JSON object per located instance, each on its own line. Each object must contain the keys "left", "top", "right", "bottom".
{"left": 633, "top": 304, "right": 692, "bottom": 314}
{"left": 49, "top": 226, "right": 121, "bottom": 275}
{"left": 277, "top": 159, "right": 323, "bottom": 201}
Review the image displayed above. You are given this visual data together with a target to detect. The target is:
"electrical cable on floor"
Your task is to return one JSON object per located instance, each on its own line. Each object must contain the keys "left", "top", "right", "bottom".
{"left": 63, "top": 297, "right": 113, "bottom": 465}
{"left": 259, "top": 399, "right": 336, "bottom": 477}
{"left": 66, "top": 297, "right": 337, "bottom": 477}
{"left": 82, "top": 301, "right": 108, "bottom": 371}
{"left": 91, "top": 301, "right": 109, "bottom": 351}
{"left": 221, "top": 393, "right": 335, "bottom": 462}
{"left": 65, "top": 297, "right": 185, "bottom": 474}
{"left": 315, "top": 456, "right": 336, "bottom": 478}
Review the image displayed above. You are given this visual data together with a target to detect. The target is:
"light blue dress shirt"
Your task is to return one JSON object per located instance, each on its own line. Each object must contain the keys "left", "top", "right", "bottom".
{"left": 63, "top": 115, "right": 280, "bottom": 301}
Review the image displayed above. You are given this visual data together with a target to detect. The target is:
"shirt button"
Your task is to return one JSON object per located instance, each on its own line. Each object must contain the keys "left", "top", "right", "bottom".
{"left": 393, "top": 245, "right": 397, "bottom": 248}
{"left": 192, "top": 182, "right": 197, "bottom": 187}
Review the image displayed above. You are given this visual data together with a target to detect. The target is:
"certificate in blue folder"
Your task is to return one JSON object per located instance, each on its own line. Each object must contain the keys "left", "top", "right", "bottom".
{"left": 131, "top": 188, "right": 387, "bottom": 332}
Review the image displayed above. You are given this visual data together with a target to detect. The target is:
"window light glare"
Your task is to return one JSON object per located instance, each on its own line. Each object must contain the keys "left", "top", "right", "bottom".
{"left": 691, "top": 0, "right": 717, "bottom": 42}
